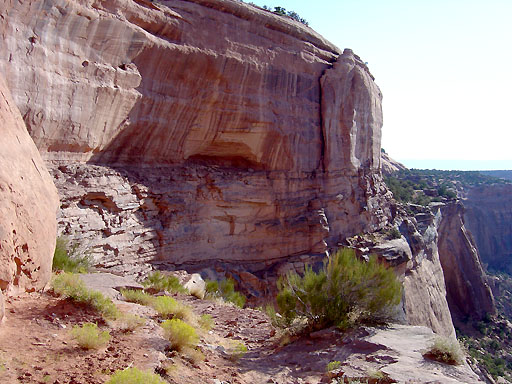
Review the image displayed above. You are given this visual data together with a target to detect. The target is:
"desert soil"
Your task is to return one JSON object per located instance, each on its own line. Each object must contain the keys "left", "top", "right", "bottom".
{"left": 0, "top": 290, "right": 337, "bottom": 384}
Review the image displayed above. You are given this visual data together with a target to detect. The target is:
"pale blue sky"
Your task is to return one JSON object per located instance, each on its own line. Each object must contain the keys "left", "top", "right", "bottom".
{"left": 247, "top": 0, "right": 512, "bottom": 170}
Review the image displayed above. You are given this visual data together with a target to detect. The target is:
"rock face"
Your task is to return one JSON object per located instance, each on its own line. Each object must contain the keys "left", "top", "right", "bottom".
{"left": 1, "top": 0, "right": 390, "bottom": 270}
{"left": 0, "top": 290, "right": 4, "bottom": 323}
{"left": 0, "top": 74, "right": 59, "bottom": 295}
{"left": 437, "top": 202, "right": 495, "bottom": 323}
{"left": 396, "top": 206, "right": 456, "bottom": 338}
{"left": 464, "top": 184, "right": 512, "bottom": 274}
{"left": 380, "top": 152, "right": 407, "bottom": 176}
{"left": 0, "top": 0, "right": 483, "bottom": 339}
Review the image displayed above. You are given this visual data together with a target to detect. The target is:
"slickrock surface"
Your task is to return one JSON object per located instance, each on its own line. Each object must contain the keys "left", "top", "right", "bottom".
{"left": 355, "top": 325, "right": 484, "bottom": 383}
{"left": 464, "top": 184, "right": 512, "bottom": 274}
{"left": 0, "top": 74, "right": 59, "bottom": 295}
{"left": 438, "top": 202, "right": 495, "bottom": 323}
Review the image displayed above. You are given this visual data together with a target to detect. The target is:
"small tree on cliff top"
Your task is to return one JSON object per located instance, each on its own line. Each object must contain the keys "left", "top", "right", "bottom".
{"left": 276, "top": 248, "right": 402, "bottom": 330}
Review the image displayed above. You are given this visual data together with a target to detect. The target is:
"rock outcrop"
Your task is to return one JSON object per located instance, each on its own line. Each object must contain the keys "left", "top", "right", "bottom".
{"left": 395, "top": 206, "right": 457, "bottom": 338}
{"left": 0, "top": 0, "right": 484, "bottom": 340}
{"left": 464, "top": 184, "right": 512, "bottom": 274}
{"left": 381, "top": 152, "right": 407, "bottom": 176}
{"left": 0, "top": 74, "right": 59, "bottom": 295}
{"left": 1, "top": 0, "right": 390, "bottom": 270}
{"left": 438, "top": 202, "right": 495, "bottom": 323}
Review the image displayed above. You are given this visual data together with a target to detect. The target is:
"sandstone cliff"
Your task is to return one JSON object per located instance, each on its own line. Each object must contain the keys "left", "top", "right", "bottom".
{"left": 0, "top": 0, "right": 389, "bottom": 270}
{"left": 1, "top": 0, "right": 471, "bottom": 338}
{"left": 438, "top": 202, "right": 495, "bottom": 323}
{"left": 464, "top": 184, "right": 512, "bottom": 274}
{"left": 0, "top": 74, "right": 59, "bottom": 295}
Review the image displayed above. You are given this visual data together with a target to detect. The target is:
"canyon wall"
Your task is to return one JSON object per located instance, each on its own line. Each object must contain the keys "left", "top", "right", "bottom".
{"left": 0, "top": 0, "right": 486, "bottom": 337}
{"left": 464, "top": 184, "right": 512, "bottom": 274}
{"left": 437, "top": 203, "right": 495, "bottom": 323}
{"left": 0, "top": 0, "right": 389, "bottom": 271}
{"left": 0, "top": 74, "right": 59, "bottom": 295}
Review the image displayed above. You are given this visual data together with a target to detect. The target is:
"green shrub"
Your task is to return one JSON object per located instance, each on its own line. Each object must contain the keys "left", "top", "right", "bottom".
{"left": 87, "top": 290, "right": 120, "bottom": 320}
{"left": 106, "top": 367, "right": 166, "bottom": 384}
{"left": 161, "top": 319, "right": 199, "bottom": 352}
{"left": 198, "top": 314, "right": 214, "bottom": 331}
{"left": 227, "top": 340, "right": 247, "bottom": 361}
{"left": 52, "top": 237, "right": 90, "bottom": 273}
{"left": 142, "top": 271, "right": 187, "bottom": 294}
{"left": 121, "top": 289, "right": 155, "bottom": 306}
{"left": 151, "top": 296, "right": 193, "bottom": 321}
{"left": 116, "top": 313, "right": 146, "bottom": 333}
{"left": 385, "top": 227, "right": 402, "bottom": 240}
{"left": 423, "top": 337, "right": 464, "bottom": 365}
{"left": 205, "top": 278, "right": 246, "bottom": 308}
{"left": 275, "top": 248, "right": 402, "bottom": 331}
{"left": 326, "top": 360, "right": 341, "bottom": 372}
{"left": 52, "top": 273, "right": 120, "bottom": 320}
{"left": 70, "top": 323, "right": 110, "bottom": 349}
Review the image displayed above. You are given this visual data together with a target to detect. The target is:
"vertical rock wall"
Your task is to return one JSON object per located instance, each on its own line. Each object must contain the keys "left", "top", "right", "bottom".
{"left": 464, "top": 184, "right": 512, "bottom": 274}
{"left": 0, "top": 74, "right": 59, "bottom": 295}
{"left": 438, "top": 203, "right": 495, "bottom": 323}
{"left": 0, "top": 0, "right": 390, "bottom": 271}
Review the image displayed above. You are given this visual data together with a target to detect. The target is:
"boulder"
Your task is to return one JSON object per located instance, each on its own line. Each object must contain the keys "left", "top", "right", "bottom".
{"left": 172, "top": 271, "right": 206, "bottom": 299}
{"left": 78, "top": 273, "right": 144, "bottom": 300}
{"left": 0, "top": 74, "right": 59, "bottom": 294}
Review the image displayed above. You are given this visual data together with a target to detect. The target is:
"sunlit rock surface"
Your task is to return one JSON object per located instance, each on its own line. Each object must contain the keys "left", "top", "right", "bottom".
{"left": 0, "top": 74, "right": 59, "bottom": 295}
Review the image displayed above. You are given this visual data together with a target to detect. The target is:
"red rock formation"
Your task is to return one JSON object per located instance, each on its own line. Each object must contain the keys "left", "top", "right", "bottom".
{"left": 381, "top": 152, "right": 407, "bottom": 176}
{"left": 0, "top": 74, "right": 59, "bottom": 295}
{"left": 464, "top": 184, "right": 512, "bottom": 274}
{"left": 438, "top": 202, "right": 495, "bottom": 322}
{"left": 1, "top": 0, "right": 467, "bottom": 337}
{"left": 0, "top": 0, "right": 390, "bottom": 269}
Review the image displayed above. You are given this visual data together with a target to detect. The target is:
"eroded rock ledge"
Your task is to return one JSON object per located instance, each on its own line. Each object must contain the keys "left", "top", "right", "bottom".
{"left": 1, "top": 0, "right": 389, "bottom": 267}
{"left": 1, "top": 0, "right": 490, "bottom": 339}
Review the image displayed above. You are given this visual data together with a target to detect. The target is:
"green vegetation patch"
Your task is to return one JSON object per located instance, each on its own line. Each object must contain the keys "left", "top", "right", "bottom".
{"left": 205, "top": 278, "right": 246, "bottom": 308}
{"left": 106, "top": 367, "right": 166, "bottom": 384}
{"left": 120, "top": 289, "right": 155, "bottom": 306}
{"left": 161, "top": 318, "right": 199, "bottom": 352}
{"left": 142, "top": 271, "right": 187, "bottom": 294}
{"left": 70, "top": 322, "right": 110, "bottom": 350}
{"left": 423, "top": 337, "right": 464, "bottom": 365}
{"left": 151, "top": 296, "right": 193, "bottom": 322}
{"left": 52, "top": 273, "right": 120, "bottom": 320}
{"left": 273, "top": 248, "right": 402, "bottom": 331}
{"left": 52, "top": 237, "right": 91, "bottom": 273}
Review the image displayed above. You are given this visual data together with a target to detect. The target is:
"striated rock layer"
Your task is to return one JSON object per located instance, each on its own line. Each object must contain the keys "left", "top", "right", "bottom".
{"left": 0, "top": 0, "right": 389, "bottom": 269}
{"left": 0, "top": 0, "right": 476, "bottom": 338}
{"left": 0, "top": 74, "right": 59, "bottom": 295}
{"left": 438, "top": 202, "right": 495, "bottom": 323}
{"left": 464, "top": 184, "right": 512, "bottom": 274}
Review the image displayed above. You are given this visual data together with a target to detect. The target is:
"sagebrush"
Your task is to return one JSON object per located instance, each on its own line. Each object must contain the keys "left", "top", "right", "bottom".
{"left": 161, "top": 318, "right": 199, "bottom": 352}
{"left": 423, "top": 337, "right": 464, "bottom": 365}
{"left": 121, "top": 289, "right": 155, "bottom": 306}
{"left": 106, "top": 367, "right": 166, "bottom": 384}
{"left": 142, "top": 271, "right": 187, "bottom": 294}
{"left": 275, "top": 248, "right": 402, "bottom": 330}
{"left": 70, "top": 322, "right": 110, "bottom": 349}
{"left": 205, "top": 278, "right": 246, "bottom": 308}
{"left": 52, "top": 237, "right": 90, "bottom": 273}
{"left": 52, "top": 273, "right": 120, "bottom": 320}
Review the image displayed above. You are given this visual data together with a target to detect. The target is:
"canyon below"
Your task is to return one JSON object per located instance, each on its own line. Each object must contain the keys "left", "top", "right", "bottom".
{"left": 0, "top": 0, "right": 511, "bottom": 383}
